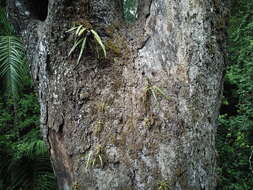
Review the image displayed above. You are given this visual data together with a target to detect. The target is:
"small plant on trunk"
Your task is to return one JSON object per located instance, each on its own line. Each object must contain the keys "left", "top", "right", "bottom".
{"left": 85, "top": 144, "right": 104, "bottom": 169}
{"left": 67, "top": 23, "right": 106, "bottom": 64}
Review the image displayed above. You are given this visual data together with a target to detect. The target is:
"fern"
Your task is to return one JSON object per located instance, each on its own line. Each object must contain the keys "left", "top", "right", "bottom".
{"left": 0, "top": 7, "right": 29, "bottom": 98}
{"left": 0, "top": 36, "right": 28, "bottom": 98}
{"left": 6, "top": 140, "right": 56, "bottom": 190}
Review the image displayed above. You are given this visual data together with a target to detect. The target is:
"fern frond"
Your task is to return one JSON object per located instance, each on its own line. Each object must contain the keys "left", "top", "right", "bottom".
{"left": 33, "top": 173, "right": 57, "bottom": 190}
{"left": 7, "top": 154, "right": 56, "bottom": 190}
{"left": 0, "top": 36, "right": 28, "bottom": 98}
{"left": 26, "top": 139, "right": 48, "bottom": 156}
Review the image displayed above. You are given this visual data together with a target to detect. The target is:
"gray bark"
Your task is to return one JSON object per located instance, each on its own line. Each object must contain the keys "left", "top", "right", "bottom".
{"left": 8, "top": 0, "right": 229, "bottom": 189}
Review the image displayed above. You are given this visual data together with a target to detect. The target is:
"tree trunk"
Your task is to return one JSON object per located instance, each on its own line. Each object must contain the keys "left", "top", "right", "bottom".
{"left": 8, "top": 0, "right": 229, "bottom": 189}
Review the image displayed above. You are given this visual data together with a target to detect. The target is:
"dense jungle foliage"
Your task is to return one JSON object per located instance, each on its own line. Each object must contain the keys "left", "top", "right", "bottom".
{"left": 216, "top": 0, "right": 253, "bottom": 189}
{"left": 0, "top": 0, "right": 252, "bottom": 189}
{"left": 0, "top": 1, "right": 57, "bottom": 189}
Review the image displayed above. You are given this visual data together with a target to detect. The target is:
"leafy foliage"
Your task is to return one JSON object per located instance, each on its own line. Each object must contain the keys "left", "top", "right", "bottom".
{"left": 0, "top": 86, "right": 57, "bottom": 190}
{"left": 0, "top": 8, "right": 28, "bottom": 98}
{"left": 85, "top": 144, "right": 104, "bottom": 169}
{"left": 0, "top": 8, "right": 13, "bottom": 35}
{"left": 123, "top": 0, "right": 138, "bottom": 22}
{"left": 0, "top": 36, "right": 28, "bottom": 97}
{"left": 216, "top": 0, "right": 253, "bottom": 189}
{"left": 0, "top": 5, "right": 57, "bottom": 190}
{"left": 67, "top": 24, "right": 106, "bottom": 64}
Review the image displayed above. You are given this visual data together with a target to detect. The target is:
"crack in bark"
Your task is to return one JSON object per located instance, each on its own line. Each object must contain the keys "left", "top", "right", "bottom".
{"left": 137, "top": 36, "right": 151, "bottom": 51}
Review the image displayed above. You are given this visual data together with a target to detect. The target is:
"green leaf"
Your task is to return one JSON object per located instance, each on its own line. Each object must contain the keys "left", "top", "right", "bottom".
{"left": 78, "top": 27, "right": 87, "bottom": 36}
{"left": 86, "top": 151, "right": 92, "bottom": 169}
{"left": 153, "top": 86, "right": 170, "bottom": 100}
{"left": 98, "top": 155, "right": 103, "bottom": 167}
{"left": 68, "top": 38, "right": 83, "bottom": 57}
{"left": 77, "top": 36, "right": 87, "bottom": 64}
{"left": 151, "top": 88, "right": 158, "bottom": 102}
{"left": 91, "top": 29, "right": 106, "bottom": 57}
{"left": 65, "top": 26, "right": 79, "bottom": 33}
{"left": 75, "top": 25, "right": 83, "bottom": 36}
{"left": 0, "top": 36, "right": 28, "bottom": 98}
{"left": 0, "top": 8, "right": 14, "bottom": 35}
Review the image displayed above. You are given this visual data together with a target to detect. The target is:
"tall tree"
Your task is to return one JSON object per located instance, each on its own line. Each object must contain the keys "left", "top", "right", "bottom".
{"left": 8, "top": 0, "right": 229, "bottom": 189}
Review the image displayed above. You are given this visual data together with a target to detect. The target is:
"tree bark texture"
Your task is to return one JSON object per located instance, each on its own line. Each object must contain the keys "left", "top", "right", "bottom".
{"left": 8, "top": 0, "right": 229, "bottom": 189}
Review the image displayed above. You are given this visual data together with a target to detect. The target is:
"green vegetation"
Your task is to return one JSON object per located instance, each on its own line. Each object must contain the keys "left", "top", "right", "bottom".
{"left": 0, "top": 82, "right": 57, "bottom": 190}
{"left": 0, "top": 5, "right": 56, "bottom": 190}
{"left": 144, "top": 85, "right": 170, "bottom": 102}
{"left": 157, "top": 180, "right": 170, "bottom": 190}
{"left": 0, "top": 36, "right": 28, "bottom": 98}
{"left": 123, "top": 0, "right": 138, "bottom": 22}
{"left": 216, "top": 0, "right": 253, "bottom": 189}
{"left": 67, "top": 22, "right": 106, "bottom": 63}
{"left": 0, "top": 8, "right": 28, "bottom": 98}
{"left": 85, "top": 144, "right": 104, "bottom": 169}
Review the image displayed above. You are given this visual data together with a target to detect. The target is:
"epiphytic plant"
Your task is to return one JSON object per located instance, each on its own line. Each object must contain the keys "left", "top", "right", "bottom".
{"left": 144, "top": 85, "right": 170, "bottom": 105}
{"left": 157, "top": 180, "right": 170, "bottom": 190}
{"left": 85, "top": 144, "right": 104, "bottom": 169}
{"left": 67, "top": 24, "right": 106, "bottom": 64}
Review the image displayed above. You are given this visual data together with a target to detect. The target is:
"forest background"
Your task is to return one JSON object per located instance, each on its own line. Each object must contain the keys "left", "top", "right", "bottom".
{"left": 0, "top": 0, "right": 252, "bottom": 189}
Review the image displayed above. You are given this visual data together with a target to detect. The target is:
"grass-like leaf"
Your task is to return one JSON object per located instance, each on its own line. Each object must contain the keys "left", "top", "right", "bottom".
{"left": 75, "top": 25, "right": 83, "bottom": 35}
{"left": 86, "top": 151, "right": 92, "bottom": 169}
{"left": 77, "top": 36, "right": 87, "bottom": 64}
{"left": 66, "top": 26, "right": 79, "bottom": 33}
{"left": 98, "top": 155, "right": 103, "bottom": 167}
{"left": 78, "top": 27, "right": 87, "bottom": 36}
{"left": 91, "top": 29, "right": 106, "bottom": 57}
{"left": 68, "top": 38, "right": 83, "bottom": 57}
{"left": 152, "top": 86, "right": 170, "bottom": 100}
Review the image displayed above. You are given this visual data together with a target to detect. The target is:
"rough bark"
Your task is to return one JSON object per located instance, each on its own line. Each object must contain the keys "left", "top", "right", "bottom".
{"left": 8, "top": 0, "right": 229, "bottom": 189}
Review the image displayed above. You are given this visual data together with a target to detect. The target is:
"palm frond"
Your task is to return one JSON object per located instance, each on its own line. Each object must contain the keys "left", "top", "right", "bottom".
{"left": 0, "top": 36, "right": 28, "bottom": 98}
